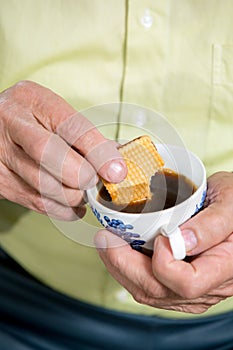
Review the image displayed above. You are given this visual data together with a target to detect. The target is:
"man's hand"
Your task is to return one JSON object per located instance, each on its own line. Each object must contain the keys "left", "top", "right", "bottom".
{"left": 0, "top": 81, "right": 127, "bottom": 220}
{"left": 95, "top": 171, "right": 233, "bottom": 314}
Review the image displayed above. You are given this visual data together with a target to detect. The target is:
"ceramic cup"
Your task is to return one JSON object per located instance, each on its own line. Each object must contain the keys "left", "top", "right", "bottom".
{"left": 86, "top": 144, "right": 206, "bottom": 260}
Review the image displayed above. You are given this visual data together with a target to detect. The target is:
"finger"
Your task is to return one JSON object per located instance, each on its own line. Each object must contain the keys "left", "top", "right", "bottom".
{"left": 3, "top": 142, "right": 86, "bottom": 207}
{"left": 7, "top": 81, "right": 77, "bottom": 130}
{"left": 41, "top": 199, "right": 86, "bottom": 220}
{"left": 8, "top": 112, "right": 98, "bottom": 189}
{"left": 0, "top": 161, "right": 84, "bottom": 220}
{"left": 56, "top": 113, "right": 127, "bottom": 183}
{"left": 12, "top": 81, "right": 127, "bottom": 183}
{"left": 95, "top": 230, "right": 169, "bottom": 299}
{"left": 181, "top": 171, "right": 233, "bottom": 255}
{"left": 153, "top": 234, "right": 233, "bottom": 299}
{"left": 95, "top": 231, "right": 224, "bottom": 313}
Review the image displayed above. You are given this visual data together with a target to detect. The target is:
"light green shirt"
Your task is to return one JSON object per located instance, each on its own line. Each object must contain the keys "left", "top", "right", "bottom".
{"left": 0, "top": 0, "right": 233, "bottom": 318}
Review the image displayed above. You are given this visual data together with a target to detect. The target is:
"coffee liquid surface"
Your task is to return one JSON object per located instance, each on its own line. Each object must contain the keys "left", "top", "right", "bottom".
{"left": 98, "top": 169, "right": 197, "bottom": 213}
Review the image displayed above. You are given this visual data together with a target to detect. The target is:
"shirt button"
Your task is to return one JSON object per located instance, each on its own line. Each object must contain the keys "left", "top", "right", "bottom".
{"left": 116, "top": 289, "right": 129, "bottom": 302}
{"left": 135, "top": 111, "right": 147, "bottom": 127}
{"left": 141, "top": 9, "right": 153, "bottom": 29}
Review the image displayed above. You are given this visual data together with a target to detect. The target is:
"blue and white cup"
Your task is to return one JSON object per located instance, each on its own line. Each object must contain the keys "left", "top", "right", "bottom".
{"left": 86, "top": 144, "right": 206, "bottom": 260}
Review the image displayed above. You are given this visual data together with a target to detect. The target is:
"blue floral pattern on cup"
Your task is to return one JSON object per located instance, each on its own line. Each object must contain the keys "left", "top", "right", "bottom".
{"left": 90, "top": 206, "right": 146, "bottom": 251}
{"left": 194, "top": 188, "right": 207, "bottom": 214}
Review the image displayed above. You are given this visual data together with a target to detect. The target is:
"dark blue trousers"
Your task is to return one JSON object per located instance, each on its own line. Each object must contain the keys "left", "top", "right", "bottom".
{"left": 0, "top": 248, "right": 233, "bottom": 350}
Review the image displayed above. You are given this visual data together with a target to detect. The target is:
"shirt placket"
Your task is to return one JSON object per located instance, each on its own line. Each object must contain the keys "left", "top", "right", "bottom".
{"left": 117, "top": 0, "right": 171, "bottom": 142}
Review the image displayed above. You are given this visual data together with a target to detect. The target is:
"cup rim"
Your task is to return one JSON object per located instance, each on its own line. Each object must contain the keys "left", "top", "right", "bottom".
{"left": 87, "top": 185, "right": 206, "bottom": 218}
{"left": 86, "top": 144, "right": 206, "bottom": 217}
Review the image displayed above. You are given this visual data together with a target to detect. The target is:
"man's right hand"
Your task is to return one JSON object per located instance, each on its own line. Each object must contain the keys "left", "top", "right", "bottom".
{"left": 0, "top": 81, "right": 127, "bottom": 220}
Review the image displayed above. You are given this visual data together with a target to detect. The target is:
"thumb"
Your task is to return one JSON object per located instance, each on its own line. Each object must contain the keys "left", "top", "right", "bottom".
{"left": 94, "top": 229, "right": 129, "bottom": 250}
{"left": 181, "top": 171, "right": 233, "bottom": 256}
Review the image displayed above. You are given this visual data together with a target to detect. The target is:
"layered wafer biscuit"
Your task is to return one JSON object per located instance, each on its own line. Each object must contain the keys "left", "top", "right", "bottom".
{"left": 102, "top": 135, "right": 164, "bottom": 204}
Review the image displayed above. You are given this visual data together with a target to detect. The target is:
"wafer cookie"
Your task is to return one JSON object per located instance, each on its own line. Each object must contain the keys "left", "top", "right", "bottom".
{"left": 103, "top": 135, "right": 164, "bottom": 204}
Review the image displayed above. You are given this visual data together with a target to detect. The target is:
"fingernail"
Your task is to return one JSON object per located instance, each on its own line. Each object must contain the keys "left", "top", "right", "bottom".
{"left": 106, "top": 161, "right": 127, "bottom": 183}
{"left": 182, "top": 229, "right": 197, "bottom": 252}
{"left": 94, "top": 234, "right": 107, "bottom": 250}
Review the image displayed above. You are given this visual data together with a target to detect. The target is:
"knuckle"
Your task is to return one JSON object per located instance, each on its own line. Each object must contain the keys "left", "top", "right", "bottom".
{"left": 31, "top": 135, "right": 49, "bottom": 163}
{"left": 32, "top": 195, "right": 78, "bottom": 220}
{"left": 132, "top": 290, "right": 152, "bottom": 306}
{"left": 56, "top": 113, "right": 82, "bottom": 142}
{"left": 55, "top": 207, "right": 78, "bottom": 221}
{"left": 30, "top": 171, "right": 40, "bottom": 190}
{"left": 0, "top": 91, "right": 8, "bottom": 112}
{"left": 133, "top": 291, "right": 146, "bottom": 304}
{"left": 0, "top": 80, "right": 34, "bottom": 115}
{"left": 39, "top": 173, "right": 60, "bottom": 197}
{"left": 32, "top": 195, "right": 47, "bottom": 214}
{"left": 9, "top": 80, "right": 33, "bottom": 101}
{"left": 13, "top": 80, "right": 32, "bottom": 90}
{"left": 67, "top": 191, "right": 84, "bottom": 207}
{"left": 77, "top": 164, "right": 97, "bottom": 190}
{"left": 40, "top": 172, "right": 84, "bottom": 207}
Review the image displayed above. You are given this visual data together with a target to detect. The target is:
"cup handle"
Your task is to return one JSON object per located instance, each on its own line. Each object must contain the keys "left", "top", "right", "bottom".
{"left": 160, "top": 224, "right": 186, "bottom": 260}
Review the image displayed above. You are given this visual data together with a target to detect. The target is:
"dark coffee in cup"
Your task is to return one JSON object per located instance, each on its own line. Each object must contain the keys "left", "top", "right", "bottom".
{"left": 98, "top": 169, "right": 197, "bottom": 213}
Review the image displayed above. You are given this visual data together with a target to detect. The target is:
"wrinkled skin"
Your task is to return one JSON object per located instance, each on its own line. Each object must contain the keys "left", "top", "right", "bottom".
{"left": 96, "top": 172, "right": 233, "bottom": 314}
{"left": 0, "top": 80, "right": 127, "bottom": 219}
{"left": 1, "top": 81, "right": 233, "bottom": 315}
